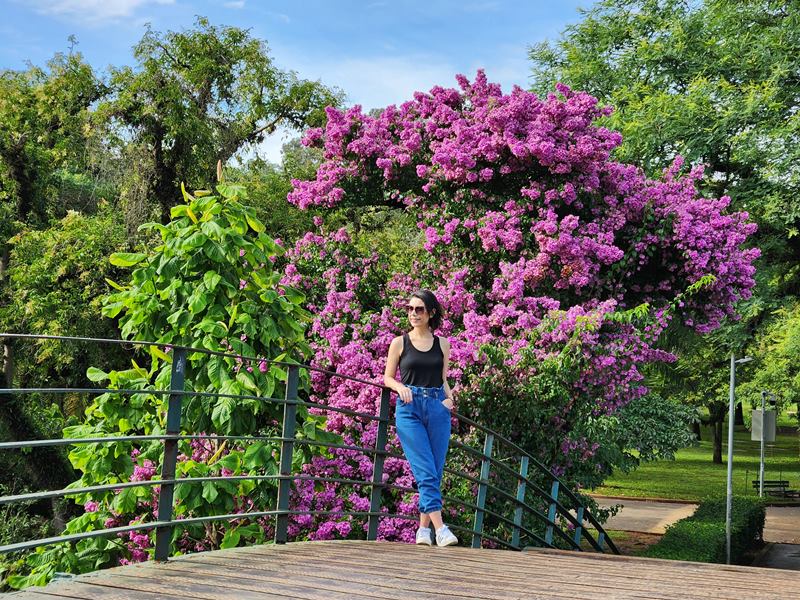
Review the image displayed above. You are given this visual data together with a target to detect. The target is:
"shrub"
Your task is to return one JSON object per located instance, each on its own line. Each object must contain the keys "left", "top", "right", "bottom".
{"left": 643, "top": 496, "right": 765, "bottom": 564}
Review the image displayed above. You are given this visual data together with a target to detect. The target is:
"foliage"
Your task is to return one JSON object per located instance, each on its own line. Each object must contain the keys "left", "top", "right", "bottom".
{"left": 6, "top": 184, "right": 331, "bottom": 588}
{"left": 0, "top": 50, "right": 102, "bottom": 230}
{"left": 529, "top": 0, "right": 799, "bottom": 459}
{"left": 739, "top": 302, "right": 800, "bottom": 419}
{"left": 0, "top": 484, "right": 53, "bottom": 592}
{"left": 99, "top": 17, "right": 342, "bottom": 225}
{"left": 0, "top": 207, "right": 127, "bottom": 393}
{"left": 530, "top": 0, "right": 799, "bottom": 230}
{"left": 280, "top": 71, "right": 757, "bottom": 541}
{"left": 643, "top": 496, "right": 765, "bottom": 563}
{"left": 586, "top": 393, "right": 697, "bottom": 476}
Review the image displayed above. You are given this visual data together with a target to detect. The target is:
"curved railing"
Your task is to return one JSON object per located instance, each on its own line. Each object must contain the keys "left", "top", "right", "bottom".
{"left": 0, "top": 332, "right": 618, "bottom": 563}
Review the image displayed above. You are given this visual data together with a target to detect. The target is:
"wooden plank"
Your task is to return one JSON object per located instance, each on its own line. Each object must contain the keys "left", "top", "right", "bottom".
{"left": 84, "top": 573, "right": 302, "bottom": 600}
{"left": 155, "top": 559, "right": 450, "bottom": 600}
{"left": 219, "top": 549, "right": 776, "bottom": 598}
{"left": 10, "top": 540, "right": 800, "bottom": 600}
{"left": 211, "top": 546, "right": 674, "bottom": 600}
{"left": 156, "top": 556, "right": 526, "bottom": 600}
{"left": 13, "top": 581, "right": 190, "bottom": 600}
{"left": 6, "top": 593, "right": 80, "bottom": 600}
{"left": 132, "top": 568, "right": 386, "bottom": 600}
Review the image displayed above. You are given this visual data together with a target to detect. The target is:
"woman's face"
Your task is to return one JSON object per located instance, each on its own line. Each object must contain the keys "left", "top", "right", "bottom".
{"left": 406, "top": 297, "right": 430, "bottom": 329}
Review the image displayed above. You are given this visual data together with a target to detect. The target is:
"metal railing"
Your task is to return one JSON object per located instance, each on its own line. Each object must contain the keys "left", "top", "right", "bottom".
{"left": 0, "top": 333, "right": 618, "bottom": 562}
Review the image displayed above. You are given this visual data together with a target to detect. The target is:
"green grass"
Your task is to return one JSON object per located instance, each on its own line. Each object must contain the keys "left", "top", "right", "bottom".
{"left": 595, "top": 423, "right": 800, "bottom": 502}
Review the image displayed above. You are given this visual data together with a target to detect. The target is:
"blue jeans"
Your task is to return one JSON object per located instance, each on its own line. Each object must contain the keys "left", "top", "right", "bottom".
{"left": 395, "top": 384, "right": 452, "bottom": 514}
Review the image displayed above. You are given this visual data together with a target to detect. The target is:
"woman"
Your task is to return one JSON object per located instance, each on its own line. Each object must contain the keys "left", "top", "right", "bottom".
{"left": 383, "top": 290, "right": 459, "bottom": 547}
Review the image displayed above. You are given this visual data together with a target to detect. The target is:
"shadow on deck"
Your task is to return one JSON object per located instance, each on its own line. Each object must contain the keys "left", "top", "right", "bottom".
{"left": 11, "top": 540, "right": 799, "bottom": 600}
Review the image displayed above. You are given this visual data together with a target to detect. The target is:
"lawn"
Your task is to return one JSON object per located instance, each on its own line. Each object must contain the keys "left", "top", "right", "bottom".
{"left": 594, "top": 423, "right": 800, "bottom": 503}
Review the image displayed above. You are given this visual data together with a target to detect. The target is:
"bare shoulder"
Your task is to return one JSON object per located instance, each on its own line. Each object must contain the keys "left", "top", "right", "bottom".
{"left": 389, "top": 335, "right": 404, "bottom": 351}
{"left": 438, "top": 336, "right": 451, "bottom": 351}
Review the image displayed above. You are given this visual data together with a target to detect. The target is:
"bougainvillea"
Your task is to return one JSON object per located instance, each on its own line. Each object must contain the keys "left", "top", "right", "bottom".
{"left": 283, "top": 71, "right": 758, "bottom": 541}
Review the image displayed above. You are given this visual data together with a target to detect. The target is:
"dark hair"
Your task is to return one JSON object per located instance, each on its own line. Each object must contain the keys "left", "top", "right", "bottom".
{"left": 410, "top": 289, "right": 443, "bottom": 330}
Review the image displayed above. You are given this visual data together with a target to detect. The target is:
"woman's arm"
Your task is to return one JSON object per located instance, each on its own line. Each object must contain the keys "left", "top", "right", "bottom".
{"left": 384, "top": 336, "right": 412, "bottom": 403}
{"left": 440, "top": 337, "right": 455, "bottom": 410}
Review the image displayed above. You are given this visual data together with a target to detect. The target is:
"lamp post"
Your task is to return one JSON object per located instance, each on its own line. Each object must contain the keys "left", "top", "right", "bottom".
{"left": 726, "top": 353, "right": 752, "bottom": 565}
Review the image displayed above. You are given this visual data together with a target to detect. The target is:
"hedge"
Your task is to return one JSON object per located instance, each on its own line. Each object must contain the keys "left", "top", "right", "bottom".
{"left": 642, "top": 496, "right": 765, "bottom": 564}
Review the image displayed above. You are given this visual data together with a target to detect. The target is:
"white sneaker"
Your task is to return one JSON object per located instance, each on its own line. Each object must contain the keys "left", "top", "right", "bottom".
{"left": 415, "top": 527, "right": 433, "bottom": 546}
{"left": 435, "top": 525, "right": 458, "bottom": 547}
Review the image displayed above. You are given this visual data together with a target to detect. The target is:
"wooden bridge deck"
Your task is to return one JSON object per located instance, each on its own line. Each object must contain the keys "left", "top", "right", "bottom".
{"left": 11, "top": 540, "right": 799, "bottom": 600}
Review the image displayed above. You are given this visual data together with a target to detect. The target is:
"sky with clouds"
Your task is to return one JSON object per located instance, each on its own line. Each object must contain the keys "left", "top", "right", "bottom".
{"left": 3, "top": 0, "right": 596, "bottom": 161}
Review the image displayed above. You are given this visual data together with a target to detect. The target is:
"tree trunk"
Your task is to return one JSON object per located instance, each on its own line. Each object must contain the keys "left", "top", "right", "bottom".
{"left": 692, "top": 420, "right": 702, "bottom": 441}
{"left": 734, "top": 401, "right": 745, "bottom": 426}
{"left": 713, "top": 419, "right": 724, "bottom": 464}
{"left": 709, "top": 403, "right": 726, "bottom": 465}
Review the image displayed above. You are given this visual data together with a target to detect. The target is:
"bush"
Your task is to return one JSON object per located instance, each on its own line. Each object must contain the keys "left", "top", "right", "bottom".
{"left": 643, "top": 496, "right": 765, "bottom": 564}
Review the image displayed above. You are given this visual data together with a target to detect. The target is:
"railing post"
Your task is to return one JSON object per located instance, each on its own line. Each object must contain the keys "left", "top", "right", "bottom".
{"left": 511, "top": 455, "right": 529, "bottom": 549}
{"left": 544, "top": 480, "right": 559, "bottom": 547}
{"left": 597, "top": 530, "right": 606, "bottom": 552}
{"left": 471, "top": 433, "right": 493, "bottom": 549}
{"left": 274, "top": 365, "right": 299, "bottom": 544}
{"left": 367, "top": 387, "right": 391, "bottom": 540}
{"left": 154, "top": 347, "right": 186, "bottom": 562}
{"left": 572, "top": 505, "right": 584, "bottom": 548}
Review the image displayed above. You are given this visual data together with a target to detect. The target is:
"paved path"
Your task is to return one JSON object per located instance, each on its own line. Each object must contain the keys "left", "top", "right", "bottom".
{"left": 595, "top": 499, "right": 697, "bottom": 535}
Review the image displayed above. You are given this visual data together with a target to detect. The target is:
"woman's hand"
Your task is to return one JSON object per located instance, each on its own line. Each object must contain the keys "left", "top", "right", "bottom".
{"left": 397, "top": 386, "right": 413, "bottom": 404}
{"left": 442, "top": 397, "right": 455, "bottom": 411}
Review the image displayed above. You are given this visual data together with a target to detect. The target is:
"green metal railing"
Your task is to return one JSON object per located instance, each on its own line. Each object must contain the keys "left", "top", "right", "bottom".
{"left": 0, "top": 333, "right": 618, "bottom": 561}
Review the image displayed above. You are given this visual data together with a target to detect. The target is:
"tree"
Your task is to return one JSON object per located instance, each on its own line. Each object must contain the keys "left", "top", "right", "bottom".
{"left": 529, "top": 0, "right": 800, "bottom": 458}
{"left": 100, "top": 17, "right": 341, "bottom": 228}
{"left": 0, "top": 50, "right": 104, "bottom": 522}
{"left": 280, "top": 70, "right": 757, "bottom": 541}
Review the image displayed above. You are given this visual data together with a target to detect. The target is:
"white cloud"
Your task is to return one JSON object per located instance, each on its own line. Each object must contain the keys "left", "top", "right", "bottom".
{"left": 298, "top": 55, "right": 459, "bottom": 112}
{"left": 223, "top": 0, "right": 245, "bottom": 8}
{"left": 28, "top": 0, "right": 174, "bottom": 24}
{"left": 269, "top": 11, "right": 290, "bottom": 23}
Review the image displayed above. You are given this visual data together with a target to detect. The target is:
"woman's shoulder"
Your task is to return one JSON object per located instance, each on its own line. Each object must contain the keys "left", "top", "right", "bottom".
{"left": 389, "top": 334, "right": 406, "bottom": 349}
{"left": 437, "top": 335, "right": 450, "bottom": 350}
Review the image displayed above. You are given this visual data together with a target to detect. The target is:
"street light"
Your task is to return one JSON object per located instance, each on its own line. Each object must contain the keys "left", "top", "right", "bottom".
{"left": 726, "top": 353, "right": 752, "bottom": 565}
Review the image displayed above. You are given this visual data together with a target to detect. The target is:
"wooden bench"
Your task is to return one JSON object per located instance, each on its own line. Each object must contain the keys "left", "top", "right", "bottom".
{"left": 751, "top": 480, "right": 800, "bottom": 498}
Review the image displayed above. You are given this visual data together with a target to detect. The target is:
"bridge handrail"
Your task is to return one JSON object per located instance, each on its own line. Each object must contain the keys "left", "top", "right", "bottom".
{"left": 0, "top": 332, "right": 619, "bottom": 561}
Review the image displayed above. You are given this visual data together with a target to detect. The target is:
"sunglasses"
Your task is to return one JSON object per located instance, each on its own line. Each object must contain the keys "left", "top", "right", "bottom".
{"left": 406, "top": 305, "right": 427, "bottom": 315}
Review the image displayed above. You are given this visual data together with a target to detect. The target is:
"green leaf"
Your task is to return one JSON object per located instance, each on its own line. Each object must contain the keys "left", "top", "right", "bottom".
{"left": 111, "top": 487, "right": 138, "bottom": 514}
{"left": 109, "top": 252, "right": 147, "bottom": 267}
{"left": 86, "top": 367, "right": 109, "bottom": 382}
{"left": 220, "top": 527, "right": 241, "bottom": 549}
{"left": 216, "top": 452, "right": 241, "bottom": 472}
{"left": 216, "top": 183, "right": 248, "bottom": 200}
{"left": 245, "top": 213, "right": 265, "bottom": 233}
{"left": 211, "top": 397, "right": 235, "bottom": 430}
{"left": 236, "top": 370, "right": 257, "bottom": 392}
{"left": 105, "top": 278, "right": 127, "bottom": 291}
{"left": 243, "top": 441, "right": 272, "bottom": 470}
{"left": 203, "top": 271, "right": 222, "bottom": 291}
{"left": 201, "top": 481, "right": 219, "bottom": 503}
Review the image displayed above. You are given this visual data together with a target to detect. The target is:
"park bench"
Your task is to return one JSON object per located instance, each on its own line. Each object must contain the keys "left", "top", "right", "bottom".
{"left": 751, "top": 480, "right": 800, "bottom": 498}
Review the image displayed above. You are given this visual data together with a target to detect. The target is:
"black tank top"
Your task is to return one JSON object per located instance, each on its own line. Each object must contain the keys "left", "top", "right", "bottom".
{"left": 399, "top": 333, "right": 444, "bottom": 387}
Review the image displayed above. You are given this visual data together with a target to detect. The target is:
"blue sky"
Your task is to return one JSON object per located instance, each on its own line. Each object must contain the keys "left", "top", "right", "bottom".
{"left": 2, "top": 0, "right": 595, "bottom": 161}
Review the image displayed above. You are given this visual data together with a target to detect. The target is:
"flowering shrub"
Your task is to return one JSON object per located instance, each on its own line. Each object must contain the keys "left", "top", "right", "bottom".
{"left": 282, "top": 72, "right": 758, "bottom": 542}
